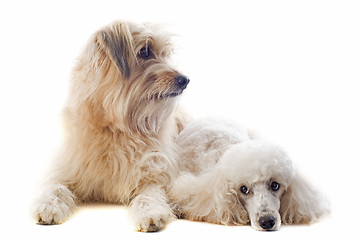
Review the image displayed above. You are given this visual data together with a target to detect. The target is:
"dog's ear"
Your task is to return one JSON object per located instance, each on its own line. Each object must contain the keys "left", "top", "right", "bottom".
{"left": 280, "top": 172, "right": 329, "bottom": 224}
{"left": 169, "top": 171, "right": 249, "bottom": 225}
{"left": 96, "top": 22, "right": 132, "bottom": 78}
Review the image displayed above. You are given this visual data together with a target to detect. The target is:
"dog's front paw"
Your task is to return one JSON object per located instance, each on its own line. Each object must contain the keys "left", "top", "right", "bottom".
{"left": 134, "top": 212, "right": 170, "bottom": 232}
{"left": 129, "top": 186, "right": 174, "bottom": 232}
{"left": 34, "top": 201, "right": 72, "bottom": 225}
{"left": 33, "top": 184, "right": 77, "bottom": 225}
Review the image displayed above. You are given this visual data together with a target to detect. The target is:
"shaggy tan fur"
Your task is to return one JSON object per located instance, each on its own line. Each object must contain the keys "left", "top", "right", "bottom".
{"left": 33, "top": 21, "right": 190, "bottom": 232}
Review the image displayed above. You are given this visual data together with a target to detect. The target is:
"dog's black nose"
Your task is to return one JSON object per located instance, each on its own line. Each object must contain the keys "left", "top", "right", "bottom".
{"left": 259, "top": 215, "right": 276, "bottom": 230}
{"left": 175, "top": 75, "right": 190, "bottom": 90}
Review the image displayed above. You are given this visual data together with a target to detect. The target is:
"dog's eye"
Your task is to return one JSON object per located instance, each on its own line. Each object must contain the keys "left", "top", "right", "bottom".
{"left": 240, "top": 186, "right": 249, "bottom": 195}
{"left": 138, "top": 46, "right": 152, "bottom": 59}
{"left": 270, "top": 181, "right": 280, "bottom": 191}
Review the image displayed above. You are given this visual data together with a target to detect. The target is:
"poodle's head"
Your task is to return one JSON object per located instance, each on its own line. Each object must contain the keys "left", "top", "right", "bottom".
{"left": 219, "top": 140, "right": 328, "bottom": 231}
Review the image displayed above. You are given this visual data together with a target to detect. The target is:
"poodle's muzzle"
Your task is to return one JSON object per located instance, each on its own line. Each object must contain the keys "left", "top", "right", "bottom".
{"left": 259, "top": 215, "right": 276, "bottom": 230}
{"left": 243, "top": 183, "right": 282, "bottom": 231}
{"left": 252, "top": 209, "right": 281, "bottom": 231}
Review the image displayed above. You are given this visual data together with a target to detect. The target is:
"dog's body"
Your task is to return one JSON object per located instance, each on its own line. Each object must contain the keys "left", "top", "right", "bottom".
{"left": 169, "top": 119, "right": 329, "bottom": 231}
{"left": 33, "top": 21, "right": 190, "bottom": 232}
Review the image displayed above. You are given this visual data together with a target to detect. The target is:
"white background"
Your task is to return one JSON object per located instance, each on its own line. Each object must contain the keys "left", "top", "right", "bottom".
{"left": 1, "top": 0, "right": 359, "bottom": 239}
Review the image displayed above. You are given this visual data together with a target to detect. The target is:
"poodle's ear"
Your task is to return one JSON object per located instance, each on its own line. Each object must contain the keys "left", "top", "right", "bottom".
{"left": 280, "top": 171, "right": 330, "bottom": 224}
{"left": 169, "top": 171, "right": 249, "bottom": 225}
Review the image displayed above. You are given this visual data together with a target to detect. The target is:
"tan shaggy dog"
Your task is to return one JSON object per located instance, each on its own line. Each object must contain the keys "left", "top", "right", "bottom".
{"left": 33, "top": 21, "right": 190, "bottom": 232}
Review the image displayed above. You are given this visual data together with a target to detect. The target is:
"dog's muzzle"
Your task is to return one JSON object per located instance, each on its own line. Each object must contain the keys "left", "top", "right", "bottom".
{"left": 175, "top": 75, "right": 190, "bottom": 90}
{"left": 259, "top": 215, "right": 276, "bottom": 230}
{"left": 158, "top": 75, "right": 190, "bottom": 98}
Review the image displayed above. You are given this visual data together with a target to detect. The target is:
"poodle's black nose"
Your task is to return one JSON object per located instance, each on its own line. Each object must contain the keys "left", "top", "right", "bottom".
{"left": 259, "top": 215, "right": 276, "bottom": 230}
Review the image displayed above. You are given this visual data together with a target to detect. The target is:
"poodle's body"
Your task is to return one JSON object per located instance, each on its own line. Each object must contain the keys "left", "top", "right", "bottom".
{"left": 169, "top": 119, "right": 329, "bottom": 231}
{"left": 175, "top": 119, "right": 253, "bottom": 175}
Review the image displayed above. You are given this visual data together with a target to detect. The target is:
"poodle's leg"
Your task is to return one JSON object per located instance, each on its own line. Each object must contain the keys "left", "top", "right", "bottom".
{"left": 33, "top": 183, "right": 77, "bottom": 225}
{"left": 129, "top": 185, "right": 174, "bottom": 232}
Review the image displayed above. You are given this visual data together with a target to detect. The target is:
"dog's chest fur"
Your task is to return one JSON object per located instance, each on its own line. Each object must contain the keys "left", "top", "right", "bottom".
{"left": 59, "top": 117, "right": 177, "bottom": 204}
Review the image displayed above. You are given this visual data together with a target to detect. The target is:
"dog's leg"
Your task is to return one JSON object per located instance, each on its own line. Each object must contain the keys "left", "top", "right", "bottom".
{"left": 129, "top": 185, "right": 174, "bottom": 232}
{"left": 33, "top": 183, "right": 77, "bottom": 225}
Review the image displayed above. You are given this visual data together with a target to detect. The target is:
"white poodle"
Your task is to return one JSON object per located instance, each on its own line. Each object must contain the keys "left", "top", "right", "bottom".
{"left": 169, "top": 119, "right": 329, "bottom": 231}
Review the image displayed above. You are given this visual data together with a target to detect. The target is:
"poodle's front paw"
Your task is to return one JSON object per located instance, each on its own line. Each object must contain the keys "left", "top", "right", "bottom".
{"left": 34, "top": 201, "right": 73, "bottom": 225}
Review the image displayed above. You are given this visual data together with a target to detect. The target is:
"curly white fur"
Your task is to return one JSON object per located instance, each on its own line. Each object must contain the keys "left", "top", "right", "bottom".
{"left": 169, "top": 119, "right": 329, "bottom": 230}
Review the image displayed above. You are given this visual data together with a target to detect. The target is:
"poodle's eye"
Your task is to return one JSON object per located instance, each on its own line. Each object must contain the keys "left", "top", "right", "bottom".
{"left": 240, "top": 186, "right": 249, "bottom": 195}
{"left": 270, "top": 181, "right": 280, "bottom": 191}
{"left": 138, "top": 46, "right": 152, "bottom": 59}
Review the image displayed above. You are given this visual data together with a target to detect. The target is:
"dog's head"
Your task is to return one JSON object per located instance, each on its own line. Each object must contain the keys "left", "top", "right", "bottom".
{"left": 220, "top": 141, "right": 294, "bottom": 231}
{"left": 71, "top": 21, "right": 189, "bottom": 133}
{"left": 220, "top": 141, "right": 329, "bottom": 231}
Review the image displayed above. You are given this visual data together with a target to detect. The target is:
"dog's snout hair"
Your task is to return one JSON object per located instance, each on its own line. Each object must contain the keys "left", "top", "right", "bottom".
{"left": 244, "top": 183, "right": 282, "bottom": 231}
